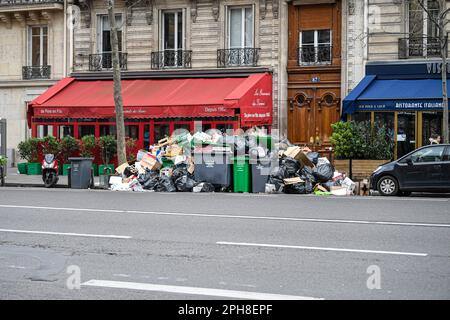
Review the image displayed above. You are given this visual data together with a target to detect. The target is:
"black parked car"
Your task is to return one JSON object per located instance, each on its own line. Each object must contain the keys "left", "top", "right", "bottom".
{"left": 370, "top": 144, "right": 450, "bottom": 196}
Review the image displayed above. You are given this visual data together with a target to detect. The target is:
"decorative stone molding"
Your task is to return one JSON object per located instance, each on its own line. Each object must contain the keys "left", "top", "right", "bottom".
{"left": 77, "top": 0, "right": 92, "bottom": 28}
{"left": 28, "top": 11, "right": 39, "bottom": 21}
{"left": 126, "top": 0, "right": 133, "bottom": 26}
{"left": 260, "top": 0, "right": 267, "bottom": 20}
{"left": 41, "top": 10, "right": 52, "bottom": 24}
{"left": 212, "top": 0, "right": 219, "bottom": 21}
{"left": 190, "top": 0, "right": 197, "bottom": 23}
{"left": 348, "top": 0, "right": 355, "bottom": 15}
{"left": 0, "top": 13, "right": 12, "bottom": 29}
{"left": 13, "top": 12, "right": 25, "bottom": 26}
{"left": 272, "top": 0, "right": 279, "bottom": 19}
{"left": 145, "top": 0, "right": 153, "bottom": 25}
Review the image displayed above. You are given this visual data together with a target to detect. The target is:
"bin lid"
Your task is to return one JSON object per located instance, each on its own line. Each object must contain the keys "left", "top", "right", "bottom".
{"left": 68, "top": 157, "right": 94, "bottom": 161}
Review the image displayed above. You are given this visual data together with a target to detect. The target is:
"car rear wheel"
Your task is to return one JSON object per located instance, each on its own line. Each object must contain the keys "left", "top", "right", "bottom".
{"left": 377, "top": 176, "right": 399, "bottom": 196}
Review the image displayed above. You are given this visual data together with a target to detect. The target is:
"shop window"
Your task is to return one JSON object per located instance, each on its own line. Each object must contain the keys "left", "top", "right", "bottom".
{"left": 100, "top": 125, "right": 116, "bottom": 137}
{"left": 37, "top": 125, "right": 53, "bottom": 138}
{"left": 59, "top": 125, "right": 74, "bottom": 138}
{"left": 216, "top": 123, "right": 234, "bottom": 133}
{"left": 422, "top": 112, "right": 442, "bottom": 146}
{"left": 154, "top": 124, "right": 170, "bottom": 143}
{"left": 174, "top": 123, "right": 191, "bottom": 133}
{"left": 352, "top": 112, "right": 371, "bottom": 123}
{"left": 78, "top": 125, "right": 95, "bottom": 138}
{"left": 144, "top": 125, "right": 150, "bottom": 150}
{"left": 202, "top": 123, "right": 212, "bottom": 132}
{"left": 397, "top": 112, "right": 416, "bottom": 159}
{"left": 125, "top": 125, "right": 139, "bottom": 139}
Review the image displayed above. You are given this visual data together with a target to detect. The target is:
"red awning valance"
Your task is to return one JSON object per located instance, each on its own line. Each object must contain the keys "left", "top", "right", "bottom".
{"left": 28, "top": 73, "right": 273, "bottom": 127}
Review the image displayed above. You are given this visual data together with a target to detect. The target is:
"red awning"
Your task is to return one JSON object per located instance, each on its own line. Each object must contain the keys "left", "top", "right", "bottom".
{"left": 29, "top": 73, "right": 273, "bottom": 127}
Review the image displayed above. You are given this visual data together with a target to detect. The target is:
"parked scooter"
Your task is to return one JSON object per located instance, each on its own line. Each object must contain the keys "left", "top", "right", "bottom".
{"left": 42, "top": 154, "right": 59, "bottom": 188}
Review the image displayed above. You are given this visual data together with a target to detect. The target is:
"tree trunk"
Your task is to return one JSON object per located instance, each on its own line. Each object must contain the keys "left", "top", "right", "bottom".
{"left": 107, "top": 0, "right": 127, "bottom": 164}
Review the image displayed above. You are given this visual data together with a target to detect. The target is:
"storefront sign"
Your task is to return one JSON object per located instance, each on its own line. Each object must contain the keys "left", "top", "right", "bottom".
{"left": 357, "top": 101, "right": 444, "bottom": 111}
{"left": 427, "top": 62, "right": 450, "bottom": 75}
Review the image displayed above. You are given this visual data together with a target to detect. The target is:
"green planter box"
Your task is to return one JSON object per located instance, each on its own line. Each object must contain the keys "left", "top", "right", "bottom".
{"left": 17, "top": 162, "right": 27, "bottom": 174}
{"left": 62, "top": 164, "right": 71, "bottom": 176}
{"left": 98, "top": 164, "right": 115, "bottom": 175}
{"left": 92, "top": 163, "right": 99, "bottom": 176}
{"left": 27, "top": 162, "right": 41, "bottom": 175}
{"left": 232, "top": 156, "right": 251, "bottom": 193}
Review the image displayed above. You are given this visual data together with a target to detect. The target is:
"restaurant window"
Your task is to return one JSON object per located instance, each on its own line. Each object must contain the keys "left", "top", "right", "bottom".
{"left": 125, "top": 125, "right": 139, "bottom": 139}
{"left": 216, "top": 123, "right": 234, "bottom": 133}
{"left": 299, "top": 30, "right": 332, "bottom": 65}
{"left": 28, "top": 26, "right": 48, "bottom": 67}
{"left": 154, "top": 124, "right": 170, "bottom": 143}
{"left": 144, "top": 124, "right": 150, "bottom": 150}
{"left": 58, "top": 125, "right": 74, "bottom": 138}
{"left": 37, "top": 125, "right": 53, "bottom": 138}
{"left": 100, "top": 125, "right": 116, "bottom": 137}
{"left": 161, "top": 10, "right": 184, "bottom": 67}
{"left": 78, "top": 125, "right": 95, "bottom": 138}
{"left": 397, "top": 112, "right": 416, "bottom": 158}
{"left": 422, "top": 111, "right": 442, "bottom": 146}
{"left": 174, "top": 123, "right": 191, "bottom": 133}
{"left": 352, "top": 112, "right": 371, "bottom": 123}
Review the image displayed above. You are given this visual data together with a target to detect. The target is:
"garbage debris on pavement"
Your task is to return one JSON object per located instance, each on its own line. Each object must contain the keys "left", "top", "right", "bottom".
{"left": 108, "top": 127, "right": 357, "bottom": 196}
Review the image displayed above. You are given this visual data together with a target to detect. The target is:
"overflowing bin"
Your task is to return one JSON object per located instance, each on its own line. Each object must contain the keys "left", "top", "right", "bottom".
{"left": 68, "top": 157, "right": 94, "bottom": 189}
{"left": 193, "top": 146, "right": 232, "bottom": 187}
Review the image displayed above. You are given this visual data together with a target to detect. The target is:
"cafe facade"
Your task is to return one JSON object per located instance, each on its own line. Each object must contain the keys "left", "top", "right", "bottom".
{"left": 342, "top": 60, "right": 450, "bottom": 159}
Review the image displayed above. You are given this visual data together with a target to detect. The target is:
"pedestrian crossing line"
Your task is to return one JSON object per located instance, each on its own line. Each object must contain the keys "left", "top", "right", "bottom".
{"left": 216, "top": 241, "right": 429, "bottom": 257}
{"left": 81, "top": 279, "right": 323, "bottom": 300}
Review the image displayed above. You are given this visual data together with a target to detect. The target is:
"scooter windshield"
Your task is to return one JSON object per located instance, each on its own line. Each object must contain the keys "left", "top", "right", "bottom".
{"left": 44, "top": 154, "right": 55, "bottom": 164}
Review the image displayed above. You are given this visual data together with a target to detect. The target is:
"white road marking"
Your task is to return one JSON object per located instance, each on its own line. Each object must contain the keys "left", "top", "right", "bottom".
{"left": 217, "top": 241, "right": 428, "bottom": 257}
{"left": 0, "top": 228, "right": 131, "bottom": 239}
{"left": 81, "top": 279, "right": 322, "bottom": 300}
{"left": 0, "top": 204, "right": 449, "bottom": 229}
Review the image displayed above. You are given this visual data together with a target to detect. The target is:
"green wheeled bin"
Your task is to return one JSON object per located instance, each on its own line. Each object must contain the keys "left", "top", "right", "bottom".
{"left": 232, "top": 156, "right": 251, "bottom": 193}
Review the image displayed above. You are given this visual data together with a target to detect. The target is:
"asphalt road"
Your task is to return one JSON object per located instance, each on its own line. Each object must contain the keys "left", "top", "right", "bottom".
{"left": 0, "top": 187, "right": 449, "bottom": 300}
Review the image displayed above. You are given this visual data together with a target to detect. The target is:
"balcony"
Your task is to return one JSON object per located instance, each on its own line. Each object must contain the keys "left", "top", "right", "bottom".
{"left": 399, "top": 37, "right": 444, "bottom": 59}
{"left": 217, "top": 48, "right": 260, "bottom": 68}
{"left": 89, "top": 52, "right": 128, "bottom": 71}
{"left": 298, "top": 45, "right": 332, "bottom": 66}
{"left": 22, "top": 65, "right": 51, "bottom": 80}
{"left": 151, "top": 50, "right": 192, "bottom": 69}
{"left": 0, "top": 0, "right": 63, "bottom": 5}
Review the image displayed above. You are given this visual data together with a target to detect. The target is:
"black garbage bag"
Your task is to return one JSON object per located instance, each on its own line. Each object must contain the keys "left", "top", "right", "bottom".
{"left": 307, "top": 152, "right": 320, "bottom": 166}
{"left": 142, "top": 174, "right": 160, "bottom": 190}
{"left": 172, "top": 164, "right": 189, "bottom": 181}
{"left": 155, "top": 175, "right": 177, "bottom": 192}
{"left": 284, "top": 182, "right": 307, "bottom": 194}
{"left": 299, "top": 166, "right": 316, "bottom": 184}
{"left": 175, "top": 175, "right": 196, "bottom": 192}
{"left": 270, "top": 166, "right": 289, "bottom": 180}
{"left": 312, "top": 163, "right": 334, "bottom": 183}
{"left": 194, "top": 182, "right": 215, "bottom": 192}
{"left": 268, "top": 176, "right": 284, "bottom": 193}
{"left": 281, "top": 158, "right": 302, "bottom": 177}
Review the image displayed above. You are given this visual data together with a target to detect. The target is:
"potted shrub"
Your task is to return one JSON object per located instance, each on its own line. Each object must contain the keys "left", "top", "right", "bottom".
{"left": 80, "top": 135, "right": 98, "bottom": 176}
{"left": 98, "top": 135, "right": 117, "bottom": 175}
{"left": 17, "top": 140, "right": 31, "bottom": 174}
{"left": 17, "top": 138, "right": 41, "bottom": 175}
{"left": 59, "top": 136, "right": 80, "bottom": 176}
{"left": 331, "top": 121, "right": 394, "bottom": 180}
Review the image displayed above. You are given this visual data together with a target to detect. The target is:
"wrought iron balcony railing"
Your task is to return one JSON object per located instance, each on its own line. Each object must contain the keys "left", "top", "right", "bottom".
{"left": 0, "top": 0, "right": 63, "bottom": 5}
{"left": 151, "top": 50, "right": 192, "bottom": 69}
{"left": 298, "top": 45, "right": 332, "bottom": 65}
{"left": 89, "top": 52, "right": 128, "bottom": 71}
{"left": 22, "top": 65, "right": 51, "bottom": 80}
{"left": 399, "top": 37, "right": 443, "bottom": 58}
{"left": 217, "top": 48, "right": 260, "bottom": 68}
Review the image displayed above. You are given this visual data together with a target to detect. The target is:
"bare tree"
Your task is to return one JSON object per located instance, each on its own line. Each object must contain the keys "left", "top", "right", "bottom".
{"left": 106, "top": 0, "right": 127, "bottom": 164}
{"left": 417, "top": 0, "right": 449, "bottom": 143}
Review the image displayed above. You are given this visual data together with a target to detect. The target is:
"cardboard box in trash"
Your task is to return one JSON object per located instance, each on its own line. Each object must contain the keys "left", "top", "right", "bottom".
{"left": 140, "top": 153, "right": 162, "bottom": 171}
{"left": 283, "top": 146, "right": 314, "bottom": 167}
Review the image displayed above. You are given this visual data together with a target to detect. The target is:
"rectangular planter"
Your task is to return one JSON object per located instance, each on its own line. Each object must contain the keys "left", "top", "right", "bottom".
{"left": 333, "top": 159, "right": 389, "bottom": 180}
{"left": 92, "top": 163, "right": 99, "bottom": 176}
{"left": 63, "top": 164, "right": 71, "bottom": 176}
{"left": 17, "top": 162, "right": 27, "bottom": 174}
{"left": 98, "top": 164, "right": 115, "bottom": 175}
{"left": 27, "top": 162, "right": 42, "bottom": 175}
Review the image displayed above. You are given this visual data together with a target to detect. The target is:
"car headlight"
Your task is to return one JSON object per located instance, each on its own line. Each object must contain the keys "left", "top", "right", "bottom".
{"left": 373, "top": 166, "right": 383, "bottom": 174}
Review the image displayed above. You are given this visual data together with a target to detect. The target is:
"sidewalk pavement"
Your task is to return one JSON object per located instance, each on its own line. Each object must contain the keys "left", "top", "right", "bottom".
{"left": 4, "top": 166, "right": 102, "bottom": 188}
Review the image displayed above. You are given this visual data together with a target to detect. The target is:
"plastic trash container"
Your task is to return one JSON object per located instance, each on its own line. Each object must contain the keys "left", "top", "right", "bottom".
{"left": 194, "top": 147, "right": 232, "bottom": 186}
{"left": 232, "top": 156, "right": 251, "bottom": 193}
{"left": 68, "top": 157, "right": 94, "bottom": 189}
{"left": 251, "top": 157, "right": 277, "bottom": 193}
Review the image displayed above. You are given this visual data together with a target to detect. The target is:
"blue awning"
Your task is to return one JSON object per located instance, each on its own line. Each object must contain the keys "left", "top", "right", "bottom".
{"left": 342, "top": 76, "right": 445, "bottom": 115}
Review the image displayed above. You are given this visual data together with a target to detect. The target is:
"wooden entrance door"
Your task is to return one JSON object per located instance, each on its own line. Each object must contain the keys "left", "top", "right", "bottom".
{"left": 288, "top": 88, "right": 340, "bottom": 150}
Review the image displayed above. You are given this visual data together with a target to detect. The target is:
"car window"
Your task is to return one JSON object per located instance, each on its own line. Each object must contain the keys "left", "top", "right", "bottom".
{"left": 444, "top": 147, "right": 450, "bottom": 161}
{"left": 410, "top": 146, "right": 445, "bottom": 163}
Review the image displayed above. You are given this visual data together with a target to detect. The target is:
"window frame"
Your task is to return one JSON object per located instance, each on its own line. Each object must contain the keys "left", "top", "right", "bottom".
{"left": 27, "top": 25, "right": 48, "bottom": 67}
{"left": 299, "top": 29, "right": 332, "bottom": 65}
{"left": 96, "top": 13, "right": 124, "bottom": 54}
{"left": 226, "top": 5, "right": 255, "bottom": 49}
{"left": 160, "top": 9, "right": 185, "bottom": 52}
